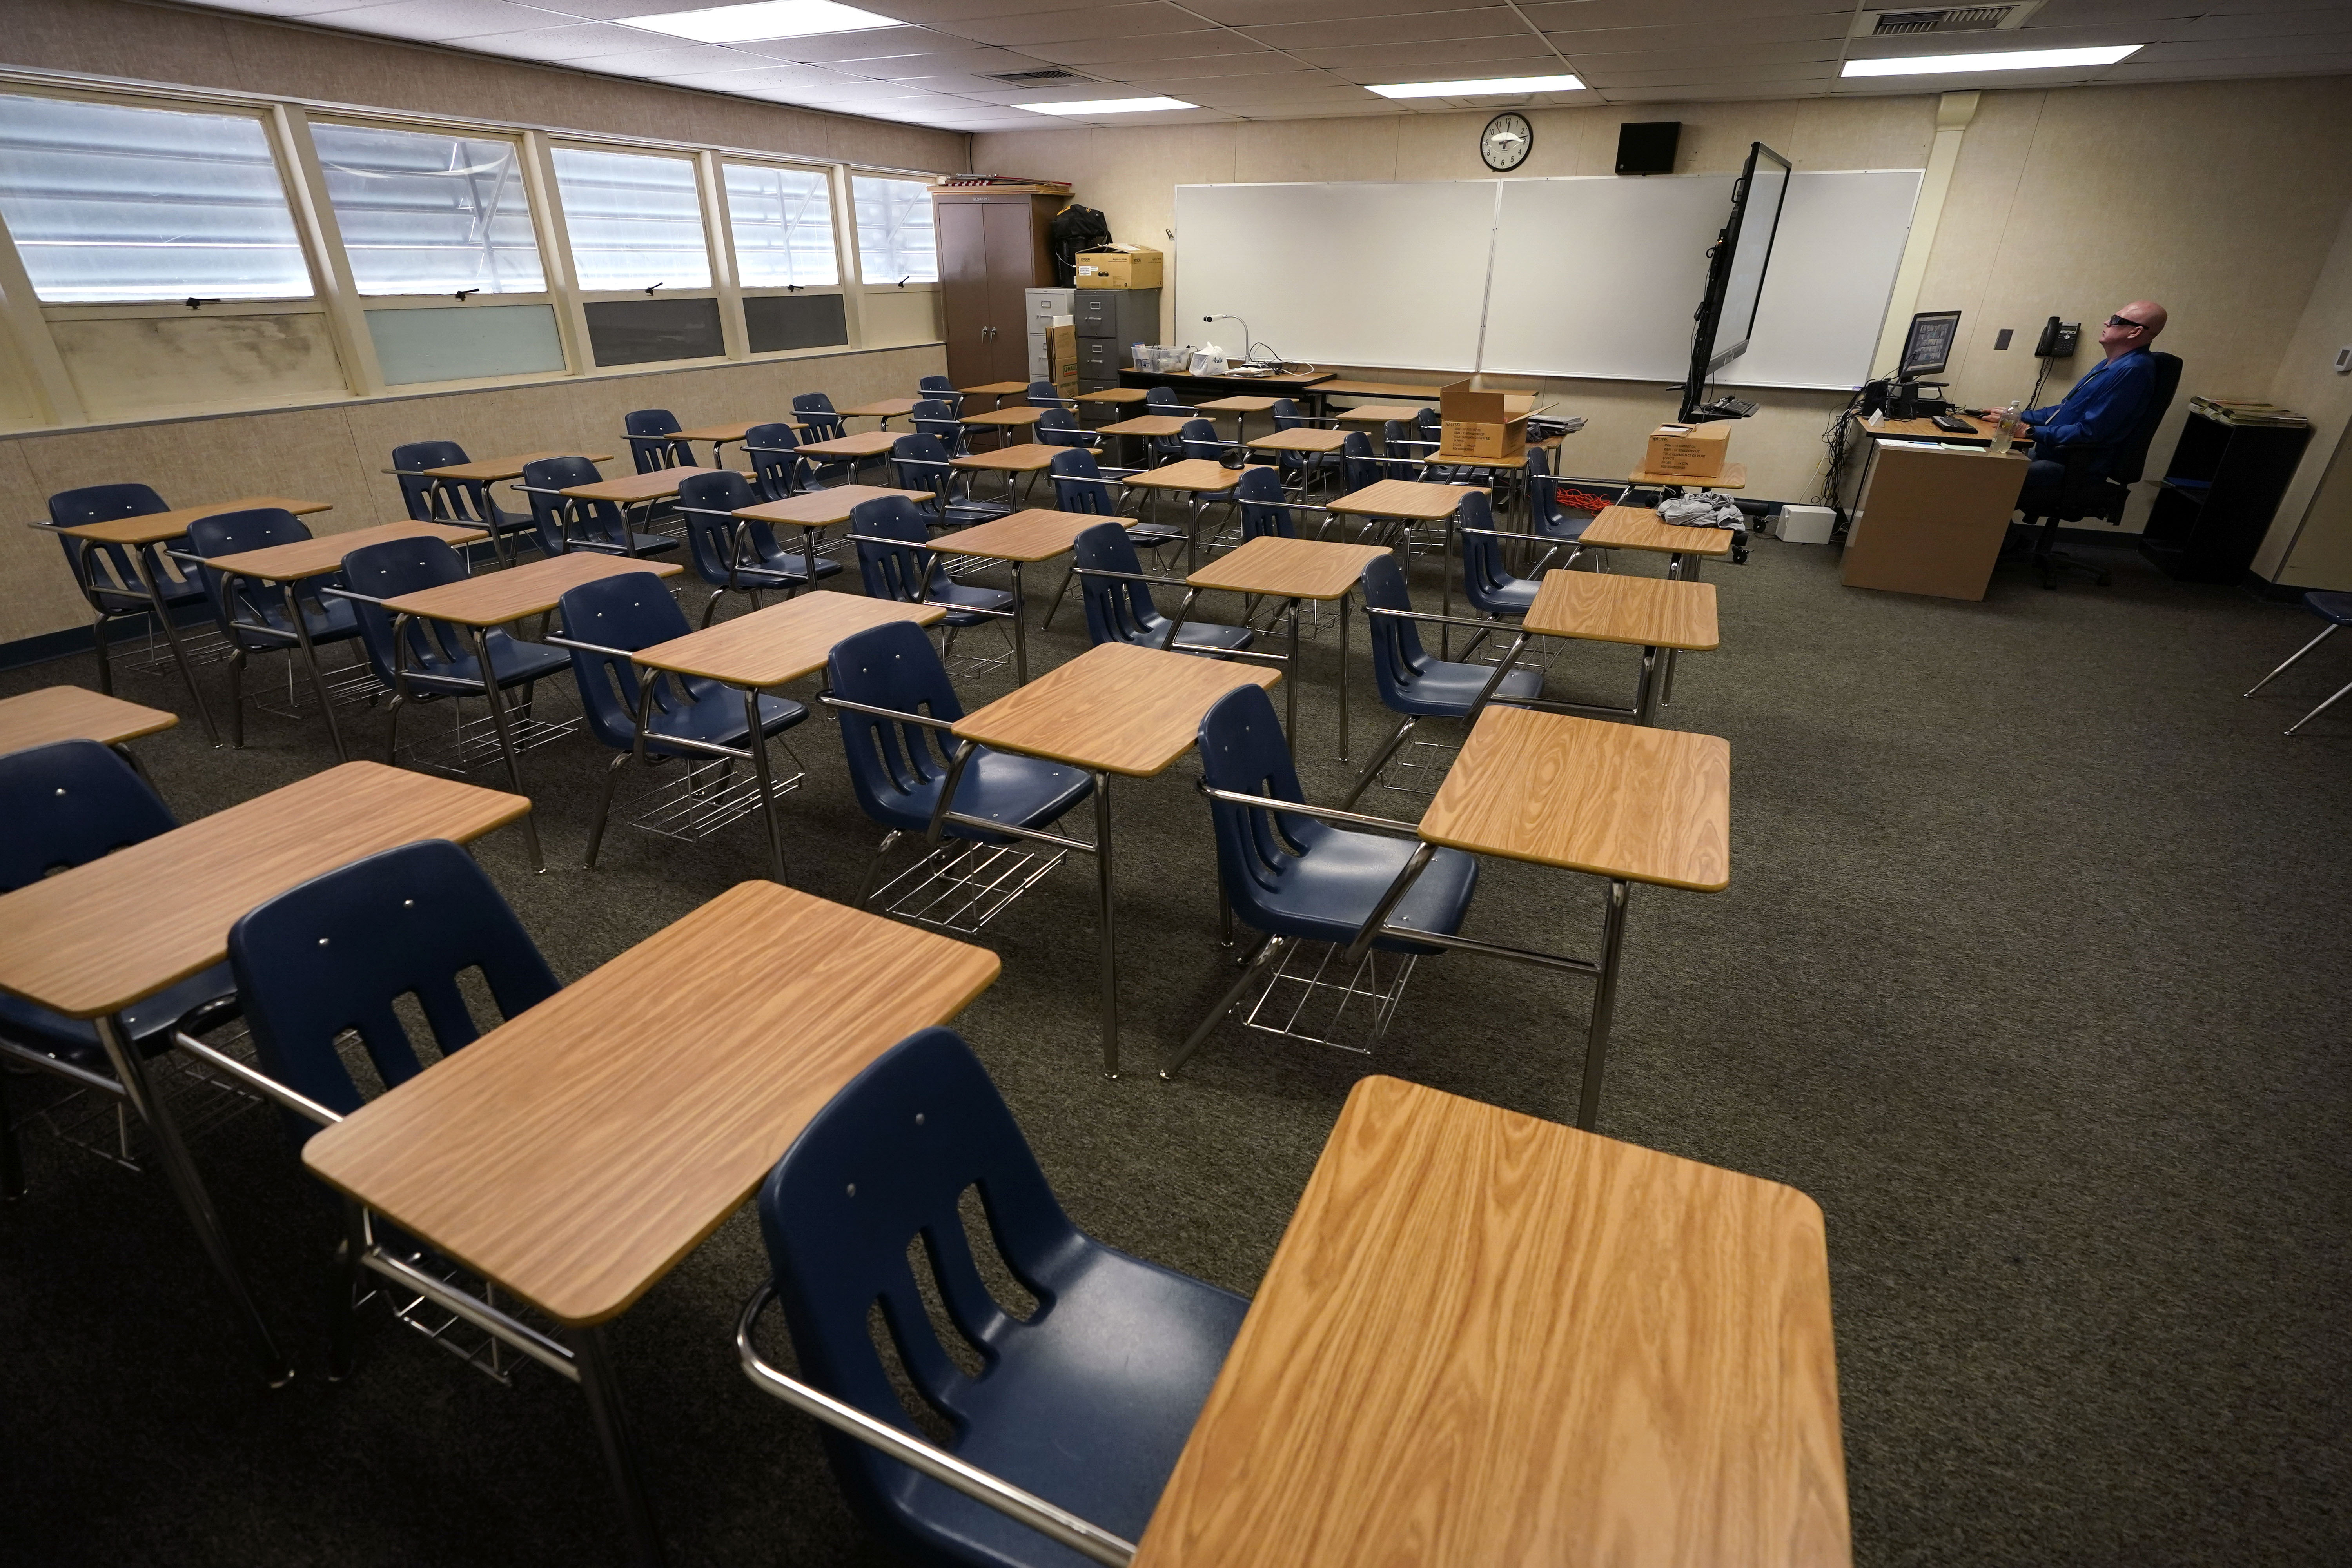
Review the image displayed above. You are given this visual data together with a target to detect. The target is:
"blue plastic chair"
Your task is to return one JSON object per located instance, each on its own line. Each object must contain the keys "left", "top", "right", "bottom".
{"left": 2245, "top": 590, "right": 2352, "bottom": 735}
{"left": 740, "top": 1024, "right": 1248, "bottom": 1567}
{"left": 224, "top": 837, "right": 559, "bottom": 1373}
{"left": 1379, "top": 419, "right": 1432, "bottom": 477}
{"left": 744, "top": 421, "right": 811, "bottom": 502}
{"left": 180, "top": 508, "right": 370, "bottom": 750}
{"left": 554, "top": 571, "right": 810, "bottom": 868}
{"left": 825, "top": 621, "right": 1093, "bottom": 898}
{"left": 45, "top": 484, "right": 217, "bottom": 713}
{"left": 1143, "top": 388, "right": 1196, "bottom": 464}
{"left": 1033, "top": 408, "right": 1096, "bottom": 449}
{"left": 916, "top": 374, "right": 964, "bottom": 416}
{"left": 1178, "top": 417, "right": 1232, "bottom": 466}
{"left": 1233, "top": 466, "right": 1299, "bottom": 543}
{"left": 893, "top": 432, "right": 1005, "bottom": 527}
{"left": 911, "top": 399, "right": 971, "bottom": 459}
{"left": 1346, "top": 552, "right": 1543, "bottom": 807}
{"left": 1526, "top": 448, "right": 1623, "bottom": 564}
{"left": 852, "top": 497, "right": 1015, "bottom": 635}
{"left": 1456, "top": 489, "right": 1541, "bottom": 618}
{"left": 391, "top": 441, "right": 532, "bottom": 565}
{"left": 794, "top": 392, "right": 849, "bottom": 443}
{"left": 337, "top": 535, "right": 570, "bottom": 760}
{"left": 518, "top": 456, "right": 681, "bottom": 561}
{"left": 1163, "top": 683, "right": 1480, "bottom": 1076}
{"left": 1268, "top": 399, "right": 1340, "bottom": 490}
{"left": 624, "top": 408, "right": 695, "bottom": 473}
{"left": 1022, "top": 379, "right": 1071, "bottom": 410}
{"left": 1072, "top": 521, "right": 1252, "bottom": 658}
{"left": 676, "top": 470, "right": 840, "bottom": 626}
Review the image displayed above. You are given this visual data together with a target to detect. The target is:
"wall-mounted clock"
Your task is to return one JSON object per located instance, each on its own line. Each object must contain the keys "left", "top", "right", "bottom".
{"left": 1481, "top": 112, "right": 1532, "bottom": 172}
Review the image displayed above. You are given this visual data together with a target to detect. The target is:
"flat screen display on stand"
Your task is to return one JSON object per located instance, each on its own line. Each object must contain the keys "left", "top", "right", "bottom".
{"left": 1679, "top": 141, "right": 1793, "bottom": 420}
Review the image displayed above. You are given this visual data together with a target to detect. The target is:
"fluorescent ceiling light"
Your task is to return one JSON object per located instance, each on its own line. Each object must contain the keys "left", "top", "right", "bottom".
{"left": 1843, "top": 45, "right": 2140, "bottom": 77}
{"left": 1368, "top": 74, "right": 1583, "bottom": 99}
{"left": 620, "top": 1, "right": 895, "bottom": 44}
{"left": 1021, "top": 97, "right": 1197, "bottom": 116}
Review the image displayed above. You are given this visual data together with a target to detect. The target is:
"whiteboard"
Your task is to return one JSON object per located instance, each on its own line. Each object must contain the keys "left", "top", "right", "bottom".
{"left": 1172, "top": 169, "right": 1923, "bottom": 391}
{"left": 1171, "top": 181, "right": 1499, "bottom": 374}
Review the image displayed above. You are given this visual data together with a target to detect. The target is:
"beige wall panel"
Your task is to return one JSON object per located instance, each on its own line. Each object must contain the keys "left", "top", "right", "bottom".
{"left": 1788, "top": 96, "right": 1937, "bottom": 171}
{"left": 860, "top": 290, "right": 945, "bottom": 347}
{"left": 1235, "top": 118, "right": 1399, "bottom": 185}
{"left": 0, "top": 314, "right": 43, "bottom": 430}
{"left": 52, "top": 314, "right": 350, "bottom": 421}
{"left": 2279, "top": 438, "right": 2352, "bottom": 588}
{"left": 2259, "top": 192, "right": 2352, "bottom": 585}
{"left": 0, "top": 0, "right": 963, "bottom": 173}
{"left": 0, "top": 438, "right": 86, "bottom": 648}
{"left": 1910, "top": 89, "right": 2042, "bottom": 398}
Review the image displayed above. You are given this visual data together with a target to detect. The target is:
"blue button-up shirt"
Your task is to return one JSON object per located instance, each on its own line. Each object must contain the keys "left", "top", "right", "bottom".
{"left": 2024, "top": 347, "right": 2157, "bottom": 471}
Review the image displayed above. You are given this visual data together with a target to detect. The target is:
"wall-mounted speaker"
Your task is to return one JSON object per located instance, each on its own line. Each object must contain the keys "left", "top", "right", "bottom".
{"left": 1615, "top": 121, "right": 1681, "bottom": 176}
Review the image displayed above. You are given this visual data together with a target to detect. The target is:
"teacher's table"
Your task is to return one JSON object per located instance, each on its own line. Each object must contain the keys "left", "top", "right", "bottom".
{"left": 44, "top": 495, "right": 334, "bottom": 747}
{"left": 627, "top": 592, "right": 948, "bottom": 882}
{"left": 383, "top": 552, "right": 684, "bottom": 872}
{"left": 1184, "top": 535, "right": 1388, "bottom": 757}
{"left": 1839, "top": 425, "right": 2029, "bottom": 601}
{"left": 0, "top": 761, "right": 529, "bottom": 1385}
{"left": 1416, "top": 704, "right": 1728, "bottom": 1128}
{"left": 1522, "top": 568, "right": 1719, "bottom": 726}
{"left": 1116, "top": 366, "right": 1331, "bottom": 405}
{"left": 952, "top": 644, "right": 1278, "bottom": 1075}
{"left": 931, "top": 508, "right": 1104, "bottom": 685}
{"left": 189, "top": 520, "right": 487, "bottom": 763}
{"left": 304, "top": 880, "right": 1000, "bottom": 1567}
{"left": 1135, "top": 1073, "right": 1848, "bottom": 1568}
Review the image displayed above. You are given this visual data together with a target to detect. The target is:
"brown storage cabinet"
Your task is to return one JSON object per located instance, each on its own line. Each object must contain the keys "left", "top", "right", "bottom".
{"left": 933, "top": 185, "right": 1067, "bottom": 388}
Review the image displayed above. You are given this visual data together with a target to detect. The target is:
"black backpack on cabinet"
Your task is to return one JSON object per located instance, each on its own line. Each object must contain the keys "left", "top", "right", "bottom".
{"left": 1049, "top": 205, "right": 1112, "bottom": 287}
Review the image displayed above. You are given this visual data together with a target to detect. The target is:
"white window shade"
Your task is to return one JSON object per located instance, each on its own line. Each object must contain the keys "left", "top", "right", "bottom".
{"left": 312, "top": 123, "right": 544, "bottom": 296}
{"left": 0, "top": 94, "right": 312, "bottom": 303}
{"left": 853, "top": 176, "right": 936, "bottom": 285}
{"left": 724, "top": 163, "right": 838, "bottom": 289}
{"left": 552, "top": 147, "right": 710, "bottom": 292}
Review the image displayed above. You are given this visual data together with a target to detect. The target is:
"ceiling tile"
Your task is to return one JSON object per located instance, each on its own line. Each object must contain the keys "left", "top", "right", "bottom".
{"left": 1600, "top": 81, "right": 1826, "bottom": 101}
{"left": 2025, "top": 0, "right": 2210, "bottom": 23}
{"left": 2135, "top": 29, "right": 2352, "bottom": 54}
{"left": 817, "top": 45, "right": 1050, "bottom": 76}
{"left": 1521, "top": 0, "right": 1851, "bottom": 26}
{"left": 441, "top": 21, "right": 669, "bottom": 61}
{"left": 851, "top": 0, "right": 1101, "bottom": 20}
{"left": 1103, "top": 51, "right": 1340, "bottom": 78}
{"left": 1577, "top": 59, "right": 1839, "bottom": 88}
{"left": 274, "top": 0, "right": 559, "bottom": 40}
{"left": 1022, "top": 31, "right": 1277, "bottom": 65}
{"left": 2102, "top": 49, "right": 2352, "bottom": 76}
{"left": 1183, "top": 0, "right": 1515, "bottom": 21}
{"left": 1846, "top": 23, "right": 2171, "bottom": 55}
{"left": 1185, "top": 77, "right": 1386, "bottom": 103}
{"left": 560, "top": 42, "right": 778, "bottom": 75}
{"left": 1287, "top": 36, "right": 1562, "bottom": 73}
{"left": 183, "top": 0, "right": 384, "bottom": 15}
{"left": 2171, "top": 7, "right": 2352, "bottom": 38}
{"left": 652, "top": 62, "right": 884, "bottom": 90}
{"left": 1549, "top": 13, "right": 1851, "bottom": 56}
{"left": 1546, "top": 39, "right": 1841, "bottom": 72}
{"left": 949, "top": 3, "right": 1218, "bottom": 47}
{"left": 1241, "top": 9, "right": 1534, "bottom": 50}
{"left": 722, "top": 26, "right": 956, "bottom": 62}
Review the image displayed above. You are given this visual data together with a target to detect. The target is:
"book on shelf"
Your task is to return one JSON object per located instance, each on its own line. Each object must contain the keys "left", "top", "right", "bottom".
{"left": 2188, "top": 396, "right": 2310, "bottom": 428}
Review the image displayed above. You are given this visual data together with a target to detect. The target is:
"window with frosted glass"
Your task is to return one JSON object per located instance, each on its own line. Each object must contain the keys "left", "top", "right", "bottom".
{"left": 551, "top": 147, "right": 710, "bottom": 292}
{"left": 312, "top": 123, "right": 544, "bottom": 296}
{"left": 853, "top": 176, "right": 937, "bottom": 285}
{"left": 0, "top": 94, "right": 312, "bottom": 303}
{"left": 724, "top": 163, "right": 838, "bottom": 289}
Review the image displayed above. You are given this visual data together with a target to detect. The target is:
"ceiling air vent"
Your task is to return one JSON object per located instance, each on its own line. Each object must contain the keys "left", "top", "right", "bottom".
{"left": 1857, "top": 3, "right": 2037, "bottom": 36}
{"left": 984, "top": 68, "right": 1094, "bottom": 85}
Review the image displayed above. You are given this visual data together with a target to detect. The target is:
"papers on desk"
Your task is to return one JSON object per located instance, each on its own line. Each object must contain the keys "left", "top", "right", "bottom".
{"left": 1879, "top": 438, "right": 1982, "bottom": 452}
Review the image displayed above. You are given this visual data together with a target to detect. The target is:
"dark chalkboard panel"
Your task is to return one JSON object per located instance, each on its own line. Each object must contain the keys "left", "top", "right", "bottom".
{"left": 584, "top": 298, "right": 725, "bottom": 366}
{"left": 745, "top": 292, "right": 849, "bottom": 354}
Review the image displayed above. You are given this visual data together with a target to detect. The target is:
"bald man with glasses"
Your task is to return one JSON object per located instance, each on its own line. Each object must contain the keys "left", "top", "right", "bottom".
{"left": 2008, "top": 300, "right": 2168, "bottom": 515}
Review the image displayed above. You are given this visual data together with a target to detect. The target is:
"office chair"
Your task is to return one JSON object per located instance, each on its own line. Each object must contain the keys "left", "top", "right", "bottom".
{"left": 2244, "top": 590, "right": 2352, "bottom": 735}
{"left": 2009, "top": 350, "right": 2183, "bottom": 588}
{"left": 738, "top": 1024, "right": 1247, "bottom": 1568}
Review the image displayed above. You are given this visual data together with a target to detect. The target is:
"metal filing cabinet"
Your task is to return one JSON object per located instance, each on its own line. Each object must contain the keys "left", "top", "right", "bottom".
{"left": 1073, "top": 287, "right": 1159, "bottom": 390}
{"left": 1024, "top": 287, "right": 1073, "bottom": 384}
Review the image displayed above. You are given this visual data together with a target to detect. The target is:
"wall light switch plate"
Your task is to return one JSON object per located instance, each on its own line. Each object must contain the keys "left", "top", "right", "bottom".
{"left": 2335, "top": 345, "right": 2352, "bottom": 374}
{"left": 1994, "top": 328, "right": 2013, "bottom": 350}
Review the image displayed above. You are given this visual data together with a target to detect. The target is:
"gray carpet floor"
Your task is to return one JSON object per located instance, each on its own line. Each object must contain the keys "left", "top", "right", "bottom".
{"left": 2, "top": 525, "right": 2347, "bottom": 1568}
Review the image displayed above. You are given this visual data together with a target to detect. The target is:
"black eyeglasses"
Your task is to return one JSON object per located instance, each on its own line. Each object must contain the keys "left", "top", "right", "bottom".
{"left": 2106, "top": 314, "right": 2149, "bottom": 330}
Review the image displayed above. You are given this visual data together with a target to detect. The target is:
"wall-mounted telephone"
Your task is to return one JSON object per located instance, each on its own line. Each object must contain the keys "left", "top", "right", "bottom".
{"left": 2035, "top": 316, "right": 2080, "bottom": 358}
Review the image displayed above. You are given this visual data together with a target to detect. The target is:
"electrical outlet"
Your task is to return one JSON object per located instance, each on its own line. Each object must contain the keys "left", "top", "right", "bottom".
{"left": 2335, "top": 345, "right": 2352, "bottom": 374}
{"left": 1994, "top": 328, "right": 2014, "bottom": 350}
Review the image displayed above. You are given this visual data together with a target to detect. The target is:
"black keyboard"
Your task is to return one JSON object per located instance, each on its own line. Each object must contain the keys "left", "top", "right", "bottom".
{"left": 1695, "top": 396, "right": 1759, "bottom": 420}
{"left": 1931, "top": 414, "right": 1978, "bottom": 434}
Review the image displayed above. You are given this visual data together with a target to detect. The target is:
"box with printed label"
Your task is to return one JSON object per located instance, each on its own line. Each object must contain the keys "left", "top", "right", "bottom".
{"left": 1072, "top": 244, "right": 1163, "bottom": 290}
{"left": 1437, "top": 380, "right": 1528, "bottom": 460}
{"left": 1048, "top": 323, "right": 1079, "bottom": 393}
{"left": 1643, "top": 421, "right": 1731, "bottom": 478}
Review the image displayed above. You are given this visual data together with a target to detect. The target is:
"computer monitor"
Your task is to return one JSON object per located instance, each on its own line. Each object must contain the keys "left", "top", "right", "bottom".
{"left": 1900, "top": 310, "right": 1961, "bottom": 378}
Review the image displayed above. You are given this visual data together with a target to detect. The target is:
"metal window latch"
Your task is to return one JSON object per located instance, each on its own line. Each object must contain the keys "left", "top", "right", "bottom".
{"left": 644, "top": 282, "right": 664, "bottom": 295}
{"left": 454, "top": 288, "right": 479, "bottom": 301}
{"left": 184, "top": 297, "right": 219, "bottom": 310}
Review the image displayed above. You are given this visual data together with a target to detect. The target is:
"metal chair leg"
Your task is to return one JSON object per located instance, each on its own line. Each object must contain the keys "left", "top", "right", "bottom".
{"left": 228, "top": 648, "right": 247, "bottom": 750}
{"left": 584, "top": 752, "right": 630, "bottom": 869}
{"left": 1161, "top": 933, "right": 1282, "bottom": 1081}
{"left": 327, "top": 1199, "right": 369, "bottom": 1380}
{"left": 1339, "top": 715, "right": 1418, "bottom": 810}
{"left": 383, "top": 693, "right": 405, "bottom": 764}
{"left": 2285, "top": 675, "right": 2352, "bottom": 735}
{"left": 1041, "top": 565, "right": 1076, "bottom": 630}
{"left": 92, "top": 612, "right": 114, "bottom": 696}
{"left": 701, "top": 589, "right": 726, "bottom": 628}
{"left": 2246, "top": 621, "right": 2338, "bottom": 697}
{"left": 0, "top": 1067, "right": 25, "bottom": 1200}
{"left": 858, "top": 830, "right": 904, "bottom": 903}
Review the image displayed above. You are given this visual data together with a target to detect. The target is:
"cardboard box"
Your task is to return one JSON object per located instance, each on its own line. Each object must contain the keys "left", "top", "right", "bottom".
{"left": 1437, "top": 380, "right": 1529, "bottom": 460}
{"left": 1643, "top": 421, "right": 1731, "bottom": 479}
{"left": 1072, "top": 243, "right": 1162, "bottom": 290}
{"left": 1047, "top": 322, "right": 1079, "bottom": 393}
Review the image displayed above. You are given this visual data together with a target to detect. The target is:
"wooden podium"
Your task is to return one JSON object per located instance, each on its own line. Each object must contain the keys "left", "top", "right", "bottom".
{"left": 1841, "top": 432, "right": 2029, "bottom": 601}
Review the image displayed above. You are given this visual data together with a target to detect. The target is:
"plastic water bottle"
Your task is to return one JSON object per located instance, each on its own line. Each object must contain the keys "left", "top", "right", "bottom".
{"left": 1989, "top": 399, "right": 2022, "bottom": 456}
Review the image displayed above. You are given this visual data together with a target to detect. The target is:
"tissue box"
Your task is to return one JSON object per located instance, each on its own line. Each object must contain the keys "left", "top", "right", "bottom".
{"left": 1643, "top": 422, "right": 1730, "bottom": 478}
{"left": 1072, "top": 244, "right": 1162, "bottom": 289}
